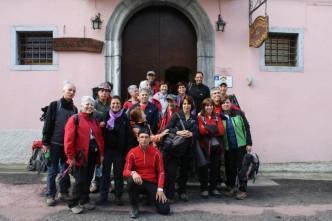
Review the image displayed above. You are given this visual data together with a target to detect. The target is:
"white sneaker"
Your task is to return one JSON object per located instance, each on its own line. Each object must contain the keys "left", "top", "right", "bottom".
{"left": 71, "top": 205, "right": 84, "bottom": 214}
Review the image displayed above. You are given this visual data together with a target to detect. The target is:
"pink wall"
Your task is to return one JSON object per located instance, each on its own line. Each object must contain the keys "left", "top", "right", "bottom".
{"left": 0, "top": 0, "right": 331, "bottom": 163}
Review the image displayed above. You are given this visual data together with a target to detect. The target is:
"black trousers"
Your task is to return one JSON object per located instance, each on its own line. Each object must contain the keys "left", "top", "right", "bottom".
{"left": 164, "top": 153, "right": 190, "bottom": 199}
{"left": 127, "top": 177, "right": 170, "bottom": 215}
{"left": 99, "top": 149, "right": 125, "bottom": 200}
{"left": 224, "top": 147, "right": 247, "bottom": 192}
{"left": 198, "top": 148, "right": 221, "bottom": 191}
{"left": 68, "top": 151, "right": 98, "bottom": 208}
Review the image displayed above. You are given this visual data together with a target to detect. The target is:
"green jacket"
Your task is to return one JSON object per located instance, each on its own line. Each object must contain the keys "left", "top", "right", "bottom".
{"left": 222, "top": 110, "right": 252, "bottom": 151}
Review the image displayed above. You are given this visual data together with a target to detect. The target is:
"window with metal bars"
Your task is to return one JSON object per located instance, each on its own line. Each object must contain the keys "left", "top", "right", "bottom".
{"left": 17, "top": 32, "right": 53, "bottom": 65}
{"left": 265, "top": 33, "right": 298, "bottom": 67}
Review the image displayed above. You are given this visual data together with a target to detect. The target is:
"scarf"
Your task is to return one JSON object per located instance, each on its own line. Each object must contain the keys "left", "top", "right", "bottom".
{"left": 106, "top": 108, "right": 124, "bottom": 130}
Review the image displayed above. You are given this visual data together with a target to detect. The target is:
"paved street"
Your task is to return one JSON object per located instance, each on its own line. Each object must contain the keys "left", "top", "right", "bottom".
{"left": 0, "top": 169, "right": 332, "bottom": 221}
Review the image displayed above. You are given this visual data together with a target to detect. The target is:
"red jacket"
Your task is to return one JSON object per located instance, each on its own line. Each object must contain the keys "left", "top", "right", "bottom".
{"left": 123, "top": 145, "right": 165, "bottom": 188}
{"left": 64, "top": 112, "right": 104, "bottom": 167}
{"left": 198, "top": 114, "right": 225, "bottom": 153}
{"left": 198, "top": 114, "right": 224, "bottom": 136}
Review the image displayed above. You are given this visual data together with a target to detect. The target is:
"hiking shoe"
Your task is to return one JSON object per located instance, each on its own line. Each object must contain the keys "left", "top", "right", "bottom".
{"left": 89, "top": 182, "right": 98, "bottom": 193}
{"left": 81, "top": 202, "right": 95, "bottom": 210}
{"left": 235, "top": 191, "right": 247, "bottom": 200}
{"left": 179, "top": 193, "right": 189, "bottom": 202}
{"left": 56, "top": 192, "right": 69, "bottom": 201}
{"left": 129, "top": 206, "right": 139, "bottom": 219}
{"left": 210, "top": 189, "right": 221, "bottom": 198}
{"left": 115, "top": 197, "right": 124, "bottom": 206}
{"left": 71, "top": 205, "right": 84, "bottom": 214}
{"left": 201, "top": 190, "right": 209, "bottom": 198}
{"left": 46, "top": 197, "right": 56, "bottom": 207}
{"left": 224, "top": 188, "right": 237, "bottom": 197}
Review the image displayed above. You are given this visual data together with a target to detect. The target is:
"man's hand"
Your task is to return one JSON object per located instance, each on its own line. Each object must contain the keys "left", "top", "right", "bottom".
{"left": 99, "top": 122, "right": 106, "bottom": 128}
{"left": 42, "top": 145, "right": 49, "bottom": 153}
{"left": 132, "top": 172, "right": 143, "bottom": 185}
{"left": 156, "top": 190, "right": 167, "bottom": 204}
{"left": 100, "top": 156, "right": 104, "bottom": 164}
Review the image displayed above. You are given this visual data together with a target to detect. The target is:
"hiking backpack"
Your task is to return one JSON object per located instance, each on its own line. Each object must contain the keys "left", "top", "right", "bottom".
{"left": 238, "top": 152, "right": 260, "bottom": 183}
{"left": 26, "top": 140, "right": 47, "bottom": 174}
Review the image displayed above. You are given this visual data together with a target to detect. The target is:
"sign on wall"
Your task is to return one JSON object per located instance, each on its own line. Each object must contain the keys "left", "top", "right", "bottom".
{"left": 249, "top": 16, "right": 269, "bottom": 48}
{"left": 214, "top": 75, "right": 233, "bottom": 88}
{"left": 53, "top": 38, "right": 104, "bottom": 53}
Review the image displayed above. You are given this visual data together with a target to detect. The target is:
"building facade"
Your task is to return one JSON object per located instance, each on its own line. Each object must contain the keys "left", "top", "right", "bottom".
{"left": 1, "top": 0, "right": 332, "bottom": 164}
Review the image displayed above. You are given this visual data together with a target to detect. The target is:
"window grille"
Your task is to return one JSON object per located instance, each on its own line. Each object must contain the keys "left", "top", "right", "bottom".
{"left": 18, "top": 32, "right": 53, "bottom": 65}
{"left": 265, "top": 33, "right": 298, "bottom": 66}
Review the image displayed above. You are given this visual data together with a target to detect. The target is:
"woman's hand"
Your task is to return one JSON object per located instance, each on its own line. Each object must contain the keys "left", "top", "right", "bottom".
{"left": 176, "top": 130, "right": 192, "bottom": 138}
{"left": 246, "top": 145, "right": 252, "bottom": 153}
{"left": 99, "top": 122, "right": 106, "bottom": 128}
{"left": 160, "top": 129, "right": 169, "bottom": 138}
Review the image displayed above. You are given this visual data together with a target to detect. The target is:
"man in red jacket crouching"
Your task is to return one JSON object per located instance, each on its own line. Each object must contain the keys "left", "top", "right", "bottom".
{"left": 123, "top": 127, "right": 170, "bottom": 219}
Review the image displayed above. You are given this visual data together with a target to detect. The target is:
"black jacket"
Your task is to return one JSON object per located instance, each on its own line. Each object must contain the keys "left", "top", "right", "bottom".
{"left": 165, "top": 111, "right": 199, "bottom": 139}
{"left": 42, "top": 97, "right": 77, "bottom": 146}
{"left": 188, "top": 83, "right": 210, "bottom": 114}
{"left": 103, "top": 112, "right": 132, "bottom": 155}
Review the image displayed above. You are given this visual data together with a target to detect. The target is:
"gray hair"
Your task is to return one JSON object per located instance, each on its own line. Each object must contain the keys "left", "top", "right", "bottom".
{"left": 210, "top": 86, "right": 221, "bottom": 95}
{"left": 63, "top": 80, "right": 76, "bottom": 91}
{"left": 128, "top": 84, "right": 138, "bottom": 93}
{"left": 81, "top": 96, "right": 95, "bottom": 105}
{"left": 139, "top": 88, "right": 150, "bottom": 94}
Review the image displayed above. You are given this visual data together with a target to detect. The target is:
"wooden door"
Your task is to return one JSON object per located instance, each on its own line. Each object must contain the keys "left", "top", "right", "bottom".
{"left": 121, "top": 6, "right": 197, "bottom": 97}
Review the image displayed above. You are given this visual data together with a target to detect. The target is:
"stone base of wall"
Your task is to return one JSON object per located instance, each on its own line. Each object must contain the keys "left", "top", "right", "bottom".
{"left": 0, "top": 130, "right": 41, "bottom": 164}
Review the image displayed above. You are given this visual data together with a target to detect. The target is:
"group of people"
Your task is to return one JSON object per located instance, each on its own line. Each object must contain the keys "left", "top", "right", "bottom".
{"left": 41, "top": 70, "right": 253, "bottom": 218}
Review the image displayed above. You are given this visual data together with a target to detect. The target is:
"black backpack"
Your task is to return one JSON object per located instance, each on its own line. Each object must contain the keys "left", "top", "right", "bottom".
{"left": 40, "top": 100, "right": 61, "bottom": 121}
{"left": 238, "top": 153, "right": 260, "bottom": 183}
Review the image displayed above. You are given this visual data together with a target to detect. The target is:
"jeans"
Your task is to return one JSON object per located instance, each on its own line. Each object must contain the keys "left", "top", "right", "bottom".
{"left": 46, "top": 143, "right": 70, "bottom": 198}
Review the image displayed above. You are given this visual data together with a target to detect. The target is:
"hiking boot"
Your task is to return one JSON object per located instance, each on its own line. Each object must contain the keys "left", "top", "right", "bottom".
{"left": 115, "top": 196, "right": 124, "bottom": 206}
{"left": 89, "top": 182, "right": 98, "bottom": 193}
{"left": 210, "top": 189, "right": 221, "bottom": 198}
{"left": 46, "top": 197, "right": 56, "bottom": 207}
{"left": 235, "top": 191, "right": 247, "bottom": 200}
{"left": 179, "top": 193, "right": 189, "bottom": 202}
{"left": 129, "top": 206, "right": 139, "bottom": 219}
{"left": 56, "top": 192, "right": 69, "bottom": 201}
{"left": 224, "top": 188, "right": 237, "bottom": 197}
{"left": 81, "top": 202, "right": 95, "bottom": 210}
{"left": 71, "top": 205, "right": 84, "bottom": 214}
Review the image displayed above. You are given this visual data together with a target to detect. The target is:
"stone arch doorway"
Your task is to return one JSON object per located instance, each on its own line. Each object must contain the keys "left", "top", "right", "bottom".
{"left": 106, "top": 0, "right": 215, "bottom": 96}
{"left": 121, "top": 5, "right": 196, "bottom": 97}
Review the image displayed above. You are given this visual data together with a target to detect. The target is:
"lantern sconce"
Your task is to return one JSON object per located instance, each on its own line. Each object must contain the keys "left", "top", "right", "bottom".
{"left": 91, "top": 13, "right": 102, "bottom": 30}
{"left": 216, "top": 0, "right": 226, "bottom": 32}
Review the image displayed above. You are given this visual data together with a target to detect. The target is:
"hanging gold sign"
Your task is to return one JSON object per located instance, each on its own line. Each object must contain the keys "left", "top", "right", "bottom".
{"left": 249, "top": 16, "right": 269, "bottom": 48}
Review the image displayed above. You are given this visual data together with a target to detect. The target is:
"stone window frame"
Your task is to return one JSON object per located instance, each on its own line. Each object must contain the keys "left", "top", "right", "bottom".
{"left": 11, "top": 26, "right": 58, "bottom": 71}
{"left": 260, "top": 27, "right": 304, "bottom": 73}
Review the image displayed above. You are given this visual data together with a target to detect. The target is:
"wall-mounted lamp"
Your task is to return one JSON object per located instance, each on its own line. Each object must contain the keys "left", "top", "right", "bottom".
{"left": 216, "top": 14, "right": 226, "bottom": 32}
{"left": 91, "top": 13, "right": 102, "bottom": 30}
{"left": 216, "top": 0, "right": 226, "bottom": 32}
